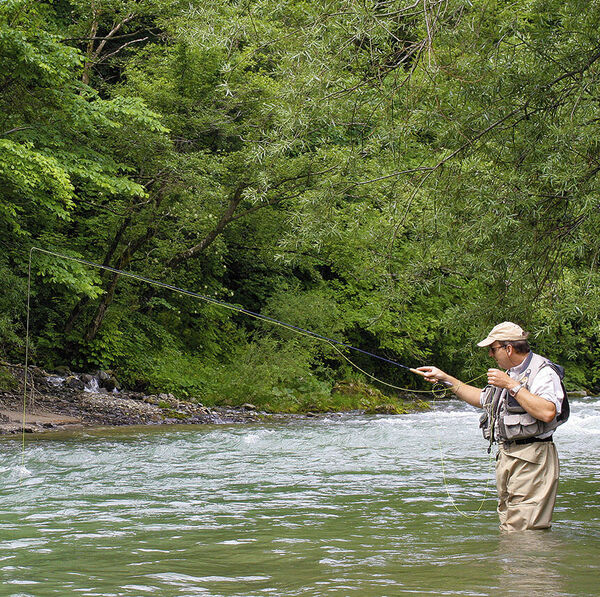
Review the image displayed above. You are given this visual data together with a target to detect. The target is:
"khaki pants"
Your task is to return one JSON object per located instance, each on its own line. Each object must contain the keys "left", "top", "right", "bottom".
{"left": 496, "top": 441, "right": 559, "bottom": 532}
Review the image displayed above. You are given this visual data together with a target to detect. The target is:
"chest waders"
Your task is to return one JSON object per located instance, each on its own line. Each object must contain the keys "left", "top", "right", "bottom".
{"left": 479, "top": 352, "right": 570, "bottom": 453}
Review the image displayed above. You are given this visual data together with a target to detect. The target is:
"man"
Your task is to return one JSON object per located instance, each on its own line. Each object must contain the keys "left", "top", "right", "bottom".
{"left": 415, "top": 321, "right": 568, "bottom": 532}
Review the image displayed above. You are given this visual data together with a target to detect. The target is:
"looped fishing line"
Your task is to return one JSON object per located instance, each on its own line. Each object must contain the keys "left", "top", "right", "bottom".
{"left": 426, "top": 372, "right": 495, "bottom": 517}
{"left": 321, "top": 348, "right": 495, "bottom": 516}
{"left": 22, "top": 247, "right": 496, "bottom": 515}
{"left": 432, "top": 382, "right": 450, "bottom": 399}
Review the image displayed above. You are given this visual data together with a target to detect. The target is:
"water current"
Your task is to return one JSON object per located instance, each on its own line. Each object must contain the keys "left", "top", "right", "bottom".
{"left": 1, "top": 398, "right": 598, "bottom": 596}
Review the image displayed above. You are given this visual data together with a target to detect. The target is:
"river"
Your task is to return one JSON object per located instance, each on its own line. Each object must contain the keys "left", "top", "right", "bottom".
{"left": 1, "top": 397, "right": 598, "bottom": 596}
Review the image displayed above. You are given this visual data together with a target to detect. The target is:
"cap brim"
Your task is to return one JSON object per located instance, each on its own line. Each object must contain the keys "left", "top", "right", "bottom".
{"left": 477, "top": 337, "right": 495, "bottom": 347}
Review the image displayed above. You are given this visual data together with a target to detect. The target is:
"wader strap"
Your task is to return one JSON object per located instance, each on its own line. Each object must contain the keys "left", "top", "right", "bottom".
{"left": 487, "top": 387, "right": 505, "bottom": 453}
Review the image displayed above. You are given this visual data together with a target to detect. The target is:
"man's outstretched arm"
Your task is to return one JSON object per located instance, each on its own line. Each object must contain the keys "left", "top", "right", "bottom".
{"left": 414, "top": 366, "right": 483, "bottom": 408}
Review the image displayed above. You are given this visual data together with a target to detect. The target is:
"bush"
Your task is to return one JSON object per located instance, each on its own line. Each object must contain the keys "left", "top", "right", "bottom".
{"left": 201, "top": 335, "right": 333, "bottom": 411}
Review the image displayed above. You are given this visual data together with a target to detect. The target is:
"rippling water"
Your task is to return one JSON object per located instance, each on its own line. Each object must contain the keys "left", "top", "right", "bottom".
{"left": 1, "top": 398, "right": 599, "bottom": 596}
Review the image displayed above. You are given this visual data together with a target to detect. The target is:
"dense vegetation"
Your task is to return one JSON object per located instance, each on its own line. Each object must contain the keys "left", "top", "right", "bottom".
{"left": 1, "top": 0, "right": 599, "bottom": 410}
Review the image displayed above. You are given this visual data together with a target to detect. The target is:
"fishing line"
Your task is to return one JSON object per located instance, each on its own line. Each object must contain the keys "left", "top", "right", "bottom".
{"left": 416, "top": 369, "right": 495, "bottom": 518}
{"left": 437, "top": 435, "right": 496, "bottom": 518}
{"left": 27, "top": 247, "right": 420, "bottom": 373}
{"left": 22, "top": 247, "right": 494, "bottom": 515}
{"left": 429, "top": 387, "right": 496, "bottom": 518}
{"left": 19, "top": 246, "right": 432, "bottom": 462}
{"left": 21, "top": 248, "right": 33, "bottom": 471}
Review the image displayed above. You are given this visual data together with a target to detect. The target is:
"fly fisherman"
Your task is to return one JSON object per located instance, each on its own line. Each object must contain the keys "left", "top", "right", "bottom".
{"left": 415, "top": 322, "right": 569, "bottom": 532}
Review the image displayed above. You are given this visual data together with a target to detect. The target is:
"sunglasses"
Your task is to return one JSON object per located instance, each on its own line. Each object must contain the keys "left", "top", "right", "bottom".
{"left": 489, "top": 344, "right": 508, "bottom": 354}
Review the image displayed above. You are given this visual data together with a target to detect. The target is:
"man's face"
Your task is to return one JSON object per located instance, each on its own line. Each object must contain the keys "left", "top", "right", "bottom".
{"left": 488, "top": 342, "right": 511, "bottom": 367}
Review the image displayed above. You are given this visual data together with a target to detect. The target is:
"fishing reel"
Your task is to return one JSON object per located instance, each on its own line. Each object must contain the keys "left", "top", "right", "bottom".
{"left": 432, "top": 381, "right": 453, "bottom": 399}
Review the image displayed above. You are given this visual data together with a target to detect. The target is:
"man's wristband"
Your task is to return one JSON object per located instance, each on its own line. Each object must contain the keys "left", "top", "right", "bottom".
{"left": 508, "top": 383, "right": 524, "bottom": 397}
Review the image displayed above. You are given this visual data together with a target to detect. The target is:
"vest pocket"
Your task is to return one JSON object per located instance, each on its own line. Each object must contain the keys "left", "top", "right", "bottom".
{"left": 479, "top": 411, "right": 491, "bottom": 439}
{"left": 502, "top": 413, "right": 544, "bottom": 440}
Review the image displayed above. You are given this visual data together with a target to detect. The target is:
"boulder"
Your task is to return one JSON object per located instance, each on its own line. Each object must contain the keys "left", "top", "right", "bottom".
{"left": 97, "top": 370, "right": 111, "bottom": 382}
{"left": 102, "top": 376, "right": 120, "bottom": 392}
{"left": 65, "top": 376, "right": 85, "bottom": 391}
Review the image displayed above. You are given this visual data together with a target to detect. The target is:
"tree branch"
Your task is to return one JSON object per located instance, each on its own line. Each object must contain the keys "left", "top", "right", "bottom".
{"left": 1, "top": 126, "right": 33, "bottom": 136}
{"left": 61, "top": 29, "right": 160, "bottom": 43}
{"left": 93, "top": 13, "right": 136, "bottom": 60}
{"left": 166, "top": 183, "right": 248, "bottom": 268}
{"left": 95, "top": 37, "right": 149, "bottom": 64}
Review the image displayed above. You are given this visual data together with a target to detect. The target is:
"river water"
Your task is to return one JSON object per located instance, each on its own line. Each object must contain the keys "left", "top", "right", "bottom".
{"left": 1, "top": 398, "right": 598, "bottom": 596}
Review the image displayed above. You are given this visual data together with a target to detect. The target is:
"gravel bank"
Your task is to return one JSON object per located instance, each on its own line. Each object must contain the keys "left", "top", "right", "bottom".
{"left": 0, "top": 364, "right": 265, "bottom": 434}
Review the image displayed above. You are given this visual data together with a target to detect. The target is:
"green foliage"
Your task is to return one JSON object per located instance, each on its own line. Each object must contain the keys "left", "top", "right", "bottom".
{"left": 0, "top": 365, "right": 18, "bottom": 391}
{"left": 201, "top": 336, "right": 333, "bottom": 411}
{"left": 0, "top": 140, "right": 75, "bottom": 230}
{"left": 122, "top": 348, "right": 209, "bottom": 399}
{"left": 0, "top": 259, "right": 27, "bottom": 356}
{"left": 34, "top": 249, "right": 105, "bottom": 299}
{"left": 2, "top": 0, "right": 600, "bottom": 404}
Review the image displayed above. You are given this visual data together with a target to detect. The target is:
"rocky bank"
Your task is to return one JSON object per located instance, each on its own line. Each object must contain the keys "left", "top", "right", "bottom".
{"left": 0, "top": 364, "right": 265, "bottom": 435}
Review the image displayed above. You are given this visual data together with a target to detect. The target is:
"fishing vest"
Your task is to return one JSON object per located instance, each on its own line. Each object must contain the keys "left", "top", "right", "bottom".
{"left": 479, "top": 352, "right": 569, "bottom": 448}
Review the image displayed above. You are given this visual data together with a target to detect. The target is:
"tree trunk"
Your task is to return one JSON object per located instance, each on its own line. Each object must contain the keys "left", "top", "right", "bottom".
{"left": 64, "top": 215, "right": 132, "bottom": 334}
{"left": 83, "top": 224, "right": 157, "bottom": 342}
{"left": 84, "top": 271, "right": 120, "bottom": 342}
{"left": 82, "top": 5, "right": 99, "bottom": 85}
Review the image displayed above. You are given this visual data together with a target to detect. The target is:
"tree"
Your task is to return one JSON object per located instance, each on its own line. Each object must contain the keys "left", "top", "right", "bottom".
{"left": 0, "top": 0, "right": 169, "bottom": 356}
{"left": 4, "top": 0, "right": 600, "bottom": 399}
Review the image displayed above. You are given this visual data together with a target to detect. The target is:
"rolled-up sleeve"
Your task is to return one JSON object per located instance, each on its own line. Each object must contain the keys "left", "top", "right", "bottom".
{"left": 529, "top": 367, "right": 563, "bottom": 415}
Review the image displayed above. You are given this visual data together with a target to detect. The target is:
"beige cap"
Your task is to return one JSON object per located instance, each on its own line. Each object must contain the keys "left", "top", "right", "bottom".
{"left": 477, "top": 321, "right": 529, "bottom": 347}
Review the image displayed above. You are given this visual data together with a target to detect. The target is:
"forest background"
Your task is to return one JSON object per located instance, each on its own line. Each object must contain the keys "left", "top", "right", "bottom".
{"left": 1, "top": 0, "right": 599, "bottom": 412}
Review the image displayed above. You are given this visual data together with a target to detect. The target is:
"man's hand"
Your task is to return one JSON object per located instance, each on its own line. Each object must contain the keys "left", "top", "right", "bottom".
{"left": 487, "top": 368, "right": 557, "bottom": 422}
{"left": 487, "top": 368, "right": 518, "bottom": 390}
{"left": 414, "top": 366, "right": 449, "bottom": 384}
{"left": 414, "top": 366, "right": 484, "bottom": 408}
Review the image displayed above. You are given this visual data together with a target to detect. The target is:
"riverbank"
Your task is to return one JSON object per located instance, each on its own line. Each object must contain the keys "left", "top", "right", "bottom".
{"left": 0, "top": 381, "right": 263, "bottom": 436}
{"left": 0, "top": 363, "right": 429, "bottom": 434}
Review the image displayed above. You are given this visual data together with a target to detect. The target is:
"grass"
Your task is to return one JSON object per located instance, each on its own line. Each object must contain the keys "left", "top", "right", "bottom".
{"left": 199, "top": 379, "right": 430, "bottom": 415}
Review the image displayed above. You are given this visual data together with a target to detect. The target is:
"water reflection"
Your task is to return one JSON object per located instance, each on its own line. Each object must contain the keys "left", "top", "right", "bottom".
{"left": 496, "top": 529, "right": 565, "bottom": 596}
